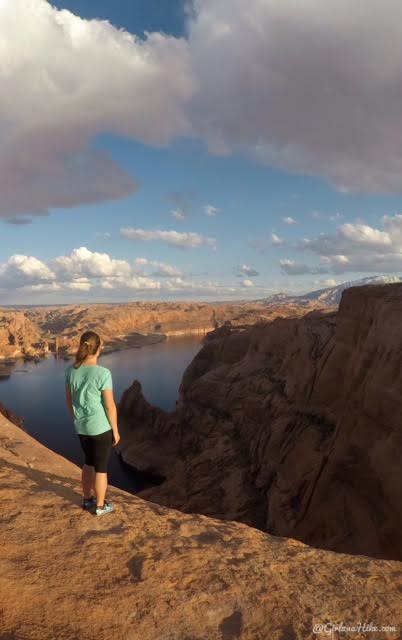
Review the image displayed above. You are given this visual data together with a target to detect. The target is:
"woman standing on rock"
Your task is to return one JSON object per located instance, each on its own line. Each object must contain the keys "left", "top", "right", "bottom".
{"left": 64, "top": 330, "right": 120, "bottom": 517}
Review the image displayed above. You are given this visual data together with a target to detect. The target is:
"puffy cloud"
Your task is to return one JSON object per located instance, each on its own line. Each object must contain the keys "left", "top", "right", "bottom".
{"left": 187, "top": 0, "right": 402, "bottom": 193}
{"left": 134, "top": 258, "right": 182, "bottom": 277}
{"left": 338, "top": 223, "right": 391, "bottom": 246}
{"left": 283, "top": 215, "right": 402, "bottom": 275}
{"left": 67, "top": 279, "right": 92, "bottom": 291}
{"left": 300, "top": 222, "right": 392, "bottom": 257}
{"left": 5, "top": 0, "right": 402, "bottom": 225}
{"left": 204, "top": 205, "right": 220, "bottom": 217}
{"left": 20, "top": 283, "right": 63, "bottom": 294}
{"left": 282, "top": 217, "right": 297, "bottom": 225}
{"left": 238, "top": 264, "right": 259, "bottom": 277}
{"left": 99, "top": 276, "right": 161, "bottom": 291}
{"left": 50, "top": 247, "right": 132, "bottom": 280}
{"left": 0, "top": 254, "right": 55, "bottom": 288}
{"left": 0, "top": 247, "right": 138, "bottom": 292}
{"left": 271, "top": 233, "right": 284, "bottom": 246}
{"left": 163, "top": 277, "right": 233, "bottom": 294}
{"left": 0, "top": 0, "right": 195, "bottom": 219}
{"left": 0, "top": 247, "right": 262, "bottom": 301}
{"left": 120, "top": 227, "right": 216, "bottom": 249}
{"left": 242, "top": 279, "right": 254, "bottom": 288}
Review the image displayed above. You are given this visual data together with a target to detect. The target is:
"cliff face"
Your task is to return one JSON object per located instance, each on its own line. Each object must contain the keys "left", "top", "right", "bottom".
{"left": 118, "top": 283, "right": 402, "bottom": 561}
{"left": 1, "top": 411, "right": 401, "bottom": 640}
{"left": 0, "top": 310, "right": 45, "bottom": 359}
{"left": 0, "top": 299, "right": 331, "bottom": 362}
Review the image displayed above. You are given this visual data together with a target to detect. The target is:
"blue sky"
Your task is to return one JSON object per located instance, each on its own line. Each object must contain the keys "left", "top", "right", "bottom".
{"left": 1, "top": 0, "right": 402, "bottom": 304}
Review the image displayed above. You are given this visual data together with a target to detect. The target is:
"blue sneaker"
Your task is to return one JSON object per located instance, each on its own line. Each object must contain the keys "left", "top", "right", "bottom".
{"left": 82, "top": 495, "right": 97, "bottom": 511}
{"left": 95, "top": 501, "right": 115, "bottom": 517}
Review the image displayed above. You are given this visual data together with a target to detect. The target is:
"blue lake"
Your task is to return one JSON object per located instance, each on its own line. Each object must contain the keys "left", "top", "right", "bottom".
{"left": 0, "top": 336, "right": 202, "bottom": 493}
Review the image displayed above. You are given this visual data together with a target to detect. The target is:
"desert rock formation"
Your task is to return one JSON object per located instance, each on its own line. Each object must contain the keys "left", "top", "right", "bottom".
{"left": 0, "top": 300, "right": 329, "bottom": 365}
{"left": 117, "top": 283, "right": 402, "bottom": 561}
{"left": 0, "top": 310, "right": 46, "bottom": 359}
{"left": 1, "top": 411, "right": 401, "bottom": 639}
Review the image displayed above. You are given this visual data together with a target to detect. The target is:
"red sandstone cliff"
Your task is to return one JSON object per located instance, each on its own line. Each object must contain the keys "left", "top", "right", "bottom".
{"left": 117, "top": 283, "right": 402, "bottom": 561}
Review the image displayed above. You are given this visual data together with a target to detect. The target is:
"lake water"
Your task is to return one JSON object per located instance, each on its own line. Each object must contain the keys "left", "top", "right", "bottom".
{"left": 0, "top": 336, "right": 202, "bottom": 493}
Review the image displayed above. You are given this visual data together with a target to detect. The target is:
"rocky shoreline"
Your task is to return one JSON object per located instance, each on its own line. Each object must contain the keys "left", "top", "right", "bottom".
{"left": 0, "top": 331, "right": 170, "bottom": 378}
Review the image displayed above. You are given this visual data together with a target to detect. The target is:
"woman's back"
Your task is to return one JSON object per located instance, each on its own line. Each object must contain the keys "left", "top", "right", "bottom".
{"left": 65, "top": 363, "right": 113, "bottom": 436}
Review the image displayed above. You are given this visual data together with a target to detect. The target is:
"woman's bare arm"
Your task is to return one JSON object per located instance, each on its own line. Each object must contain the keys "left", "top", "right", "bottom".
{"left": 102, "top": 389, "right": 120, "bottom": 445}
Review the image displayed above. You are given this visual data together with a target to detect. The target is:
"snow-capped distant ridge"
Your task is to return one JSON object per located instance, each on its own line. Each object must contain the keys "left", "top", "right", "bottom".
{"left": 263, "top": 275, "right": 402, "bottom": 307}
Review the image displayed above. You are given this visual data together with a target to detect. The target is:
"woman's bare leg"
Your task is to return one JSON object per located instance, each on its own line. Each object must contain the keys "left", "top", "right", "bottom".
{"left": 82, "top": 464, "right": 95, "bottom": 499}
{"left": 95, "top": 472, "right": 108, "bottom": 507}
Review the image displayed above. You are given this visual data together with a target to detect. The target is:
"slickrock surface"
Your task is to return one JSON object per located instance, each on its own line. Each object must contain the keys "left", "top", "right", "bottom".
{"left": 0, "top": 413, "right": 401, "bottom": 640}
{"left": 118, "top": 284, "right": 402, "bottom": 561}
{"left": 0, "top": 300, "right": 329, "bottom": 363}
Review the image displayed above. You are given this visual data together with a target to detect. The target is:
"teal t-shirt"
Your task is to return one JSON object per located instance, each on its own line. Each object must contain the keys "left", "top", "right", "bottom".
{"left": 65, "top": 364, "right": 113, "bottom": 436}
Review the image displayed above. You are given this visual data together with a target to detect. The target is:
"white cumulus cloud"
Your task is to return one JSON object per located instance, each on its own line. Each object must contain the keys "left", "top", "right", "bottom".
{"left": 0, "top": 254, "right": 55, "bottom": 288}
{"left": 50, "top": 247, "right": 132, "bottom": 280}
{"left": 0, "top": 0, "right": 195, "bottom": 219}
{"left": 0, "top": 246, "right": 273, "bottom": 302}
{"left": 281, "top": 215, "right": 402, "bottom": 275}
{"left": 134, "top": 258, "right": 182, "bottom": 277}
{"left": 120, "top": 227, "right": 216, "bottom": 249}
{"left": 282, "top": 217, "right": 297, "bottom": 225}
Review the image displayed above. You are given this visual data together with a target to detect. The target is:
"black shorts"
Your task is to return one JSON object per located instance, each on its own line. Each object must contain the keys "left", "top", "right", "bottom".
{"left": 78, "top": 429, "right": 113, "bottom": 473}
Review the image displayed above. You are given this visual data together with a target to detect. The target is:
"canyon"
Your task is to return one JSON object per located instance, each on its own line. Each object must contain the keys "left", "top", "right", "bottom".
{"left": 1, "top": 284, "right": 402, "bottom": 637}
{"left": 1, "top": 410, "right": 401, "bottom": 639}
{"left": 117, "top": 283, "right": 402, "bottom": 562}
{"left": 0, "top": 299, "right": 328, "bottom": 365}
